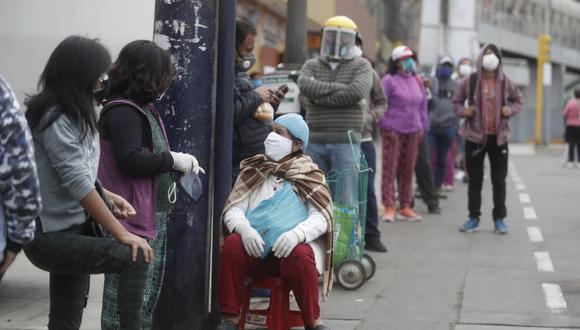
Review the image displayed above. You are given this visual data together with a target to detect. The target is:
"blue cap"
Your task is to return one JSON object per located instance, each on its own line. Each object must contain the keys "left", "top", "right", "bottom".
{"left": 274, "top": 113, "right": 309, "bottom": 150}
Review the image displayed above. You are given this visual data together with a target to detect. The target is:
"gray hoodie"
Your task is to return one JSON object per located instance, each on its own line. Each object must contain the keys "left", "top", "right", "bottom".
{"left": 429, "top": 69, "right": 459, "bottom": 129}
{"left": 33, "top": 113, "right": 99, "bottom": 233}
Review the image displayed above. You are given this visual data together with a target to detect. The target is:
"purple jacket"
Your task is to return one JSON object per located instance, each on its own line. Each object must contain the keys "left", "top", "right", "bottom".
{"left": 98, "top": 99, "right": 169, "bottom": 239}
{"left": 453, "top": 43, "right": 523, "bottom": 145}
{"left": 380, "top": 72, "right": 428, "bottom": 134}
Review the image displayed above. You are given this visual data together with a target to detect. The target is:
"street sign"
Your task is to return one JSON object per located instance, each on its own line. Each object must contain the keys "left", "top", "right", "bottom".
{"left": 542, "top": 62, "right": 552, "bottom": 86}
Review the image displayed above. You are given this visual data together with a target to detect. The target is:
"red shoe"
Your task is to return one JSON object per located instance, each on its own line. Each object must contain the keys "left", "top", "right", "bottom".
{"left": 397, "top": 207, "right": 422, "bottom": 222}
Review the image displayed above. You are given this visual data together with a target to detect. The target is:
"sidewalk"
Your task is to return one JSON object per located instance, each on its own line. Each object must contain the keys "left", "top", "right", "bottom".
{"left": 1, "top": 145, "right": 577, "bottom": 330}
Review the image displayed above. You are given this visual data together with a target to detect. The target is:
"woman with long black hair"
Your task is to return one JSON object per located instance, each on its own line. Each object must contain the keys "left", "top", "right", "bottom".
{"left": 98, "top": 40, "right": 203, "bottom": 329}
{"left": 23, "top": 36, "right": 153, "bottom": 330}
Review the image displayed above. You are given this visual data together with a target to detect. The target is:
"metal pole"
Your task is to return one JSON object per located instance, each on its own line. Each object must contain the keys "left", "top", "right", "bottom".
{"left": 283, "top": 0, "right": 307, "bottom": 67}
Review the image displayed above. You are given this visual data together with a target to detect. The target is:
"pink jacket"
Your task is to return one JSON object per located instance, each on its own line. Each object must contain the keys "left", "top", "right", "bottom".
{"left": 562, "top": 99, "right": 580, "bottom": 127}
{"left": 453, "top": 44, "right": 524, "bottom": 145}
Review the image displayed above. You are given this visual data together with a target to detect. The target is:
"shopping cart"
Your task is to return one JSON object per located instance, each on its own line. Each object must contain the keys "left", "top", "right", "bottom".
{"left": 326, "top": 131, "right": 376, "bottom": 290}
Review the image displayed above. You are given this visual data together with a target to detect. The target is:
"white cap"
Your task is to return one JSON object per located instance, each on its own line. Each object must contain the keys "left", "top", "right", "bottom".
{"left": 391, "top": 46, "right": 414, "bottom": 61}
{"left": 439, "top": 55, "right": 454, "bottom": 65}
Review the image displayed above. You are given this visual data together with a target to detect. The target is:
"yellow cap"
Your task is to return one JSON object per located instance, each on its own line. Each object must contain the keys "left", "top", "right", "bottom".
{"left": 323, "top": 16, "right": 358, "bottom": 31}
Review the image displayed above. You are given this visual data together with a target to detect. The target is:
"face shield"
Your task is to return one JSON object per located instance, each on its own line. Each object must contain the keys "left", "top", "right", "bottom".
{"left": 320, "top": 27, "right": 356, "bottom": 61}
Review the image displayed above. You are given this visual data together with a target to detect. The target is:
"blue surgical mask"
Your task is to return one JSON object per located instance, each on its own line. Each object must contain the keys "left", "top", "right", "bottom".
{"left": 403, "top": 58, "right": 416, "bottom": 73}
{"left": 437, "top": 66, "right": 453, "bottom": 79}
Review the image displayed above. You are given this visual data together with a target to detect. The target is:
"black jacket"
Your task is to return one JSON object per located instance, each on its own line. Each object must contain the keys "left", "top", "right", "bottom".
{"left": 232, "top": 72, "right": 270, "bottom": 173}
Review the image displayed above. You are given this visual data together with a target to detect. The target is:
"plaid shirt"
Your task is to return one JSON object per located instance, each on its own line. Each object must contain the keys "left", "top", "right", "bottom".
{"left": 0, "top": 76, "right": 41, "bottom": 246}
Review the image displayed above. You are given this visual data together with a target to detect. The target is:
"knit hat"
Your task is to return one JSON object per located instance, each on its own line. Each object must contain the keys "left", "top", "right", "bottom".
{"left": 274, "top": 114, "right": 309, "bottom": 150}
{"left": 391, "top": 46, "right": 414, "bottom": 61}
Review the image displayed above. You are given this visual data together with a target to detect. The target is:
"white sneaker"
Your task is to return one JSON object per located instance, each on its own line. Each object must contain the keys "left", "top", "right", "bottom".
{"left": 565, "top": 162, "right": 574, "bottom": 169}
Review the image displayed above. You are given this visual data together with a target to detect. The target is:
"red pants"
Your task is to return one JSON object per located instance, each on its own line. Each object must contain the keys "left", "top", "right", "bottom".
{"left": 381, "top": 129, "right": 421, "bottom": 208}
{"left": 218, "top": 233, "right": 320, "bottom": 326}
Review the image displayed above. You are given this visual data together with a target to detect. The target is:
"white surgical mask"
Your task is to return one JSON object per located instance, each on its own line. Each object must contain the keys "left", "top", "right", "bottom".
{"left": 482, "top": 53, "right": 499, "bottom": 71}
{"left": 458, "top": 64, "right": 472, "bottom": 78}
{"left": 264, "top": 132, "right": 293, "bottom": 162}
{"left": 351, "top": 46, "right": 363, "bottom": 58}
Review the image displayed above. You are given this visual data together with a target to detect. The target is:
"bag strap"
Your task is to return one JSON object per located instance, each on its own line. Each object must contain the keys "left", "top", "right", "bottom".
{"left": 468, "top": 72, "right": 477, "bottom": 106}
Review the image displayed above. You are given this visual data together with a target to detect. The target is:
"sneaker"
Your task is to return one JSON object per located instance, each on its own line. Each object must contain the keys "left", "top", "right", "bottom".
{"left": 565, "top": 162, "right": 574, "bottom": 169}
{"left": 383, "top": 206, "right": 396, "bottom": 222}
{"left": 365, "top": 237, "right": 388, "bottom": 252}
{"left": 436, "top": 188, "right": 448, "bottom": 199}
{"left": 459, "top": 218, "right": 479, "bottom": 232}
{"left": 397, "top": 207, "right": 422, "bottom": 221}
{"left": 443, "top": 184, "right": 454, "bottom": 191}
{"left": 494, "top": 219, "right": 508, "bottom": 234}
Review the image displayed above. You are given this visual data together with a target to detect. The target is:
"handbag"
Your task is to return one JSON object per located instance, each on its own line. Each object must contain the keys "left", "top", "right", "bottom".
{"left": 84, "top": 180, "right": 116, "bottom": 237}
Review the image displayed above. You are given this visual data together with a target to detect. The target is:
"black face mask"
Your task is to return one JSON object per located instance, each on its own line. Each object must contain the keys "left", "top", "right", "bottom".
{"left": 93, "top": 79, "right": 111, "bottom": 104}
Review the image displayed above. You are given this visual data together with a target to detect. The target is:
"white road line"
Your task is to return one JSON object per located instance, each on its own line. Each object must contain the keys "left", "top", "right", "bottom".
{"left": 512, "top": 176, "right": 523, "bottom": 183}
{"left": 528, "top": 227, "right": 544, "bottom": 242}
{"left": 534, "top": 252, "right": 555, "bottom": 272}
{"left": 519, "top": 193, "right": 531, "bottom": 203}
{"left": 523, "top": 206, "right": 538, "bottom": 220}
{"left": 515, "top": 183, "right": 526, "bottom": 190}
{"left": 542, "top": 283, "right": 567, "bottom": 311}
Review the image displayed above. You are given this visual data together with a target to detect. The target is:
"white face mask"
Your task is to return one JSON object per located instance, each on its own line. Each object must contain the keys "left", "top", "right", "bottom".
{"left": 458, "top": 64, "right": 472, "bottom": 77}
{"left": 482, "top": 53, "right": 499, "bottom": 71}
{"left": 264, "top": 132, "right": 293, "bottom": 162}
{"left": 351, "top": 46, "right": 363, "bottom": 58}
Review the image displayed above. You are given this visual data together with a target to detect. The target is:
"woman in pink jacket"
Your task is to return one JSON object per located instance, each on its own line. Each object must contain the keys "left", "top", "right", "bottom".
{"left": 562, "top": 88, "right": 580, "bottom": 167}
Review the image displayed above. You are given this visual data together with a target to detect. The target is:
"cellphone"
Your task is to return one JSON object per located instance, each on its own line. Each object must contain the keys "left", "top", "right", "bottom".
{"left": 278, "top": 84, "right": 289, "bottom": 94}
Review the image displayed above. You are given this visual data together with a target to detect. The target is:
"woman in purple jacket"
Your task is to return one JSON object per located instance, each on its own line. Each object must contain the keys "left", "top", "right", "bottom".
{"left": 380, "top": 46, "right": 428, "bottom": 222}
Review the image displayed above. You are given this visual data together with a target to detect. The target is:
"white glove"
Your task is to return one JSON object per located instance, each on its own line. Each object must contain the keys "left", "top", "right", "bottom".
{"left": 170, "top": 151, "right": 205, "bottom": 175}
{"left": 272, "top": 229, "right": 304, "bottom": 258}
{"left": 235, "top": 220, "right": 265, "bottom": 258}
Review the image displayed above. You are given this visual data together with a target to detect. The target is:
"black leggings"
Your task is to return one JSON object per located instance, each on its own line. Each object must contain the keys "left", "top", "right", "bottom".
{"left": 566, "top": 126, "right": 580, "bottom": 162}
{"left": 24, "top": 223, "right": 149, "bottom": 330}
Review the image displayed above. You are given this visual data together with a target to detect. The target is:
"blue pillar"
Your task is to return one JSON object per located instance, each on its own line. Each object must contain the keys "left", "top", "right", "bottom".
{"left": 151, "top": 0, "right": 233, "bottom": 328}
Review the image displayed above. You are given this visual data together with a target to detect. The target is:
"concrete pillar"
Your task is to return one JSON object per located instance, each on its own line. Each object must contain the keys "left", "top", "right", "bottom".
{"left": 152, "top": 1, "right": 222, "bottom": 328}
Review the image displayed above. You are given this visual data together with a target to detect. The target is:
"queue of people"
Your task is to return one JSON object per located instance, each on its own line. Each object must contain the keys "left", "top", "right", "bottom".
{"left": 0, "top": 13, "right": 526, "bottom": 330}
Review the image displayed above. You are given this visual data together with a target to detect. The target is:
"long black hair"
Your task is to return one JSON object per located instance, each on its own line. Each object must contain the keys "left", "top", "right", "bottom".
{"left": 108, "top": 40, "right": 174, "bottom": 106}
{"left": 26, "top": 36, "right": 111, "bottom": 141}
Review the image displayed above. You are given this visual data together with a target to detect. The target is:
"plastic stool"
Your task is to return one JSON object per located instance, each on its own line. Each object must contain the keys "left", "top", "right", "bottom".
{"left": 239, "top": 276, "right": 304, "bottom": 330}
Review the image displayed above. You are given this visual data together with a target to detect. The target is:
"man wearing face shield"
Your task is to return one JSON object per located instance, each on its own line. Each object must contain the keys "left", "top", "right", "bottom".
{"left": 232, "top": 17, "right": 287, "bottom": 182}
{"left": 298, "top": 16, "right": 373, "bottom": 206}
{"left": 453, "top": 44, "right": 523, "bottom": 235}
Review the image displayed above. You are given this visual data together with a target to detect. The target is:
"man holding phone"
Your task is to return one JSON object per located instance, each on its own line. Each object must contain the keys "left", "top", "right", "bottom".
{"left": 232, "top": 17, "right": 288, "bottom": 182}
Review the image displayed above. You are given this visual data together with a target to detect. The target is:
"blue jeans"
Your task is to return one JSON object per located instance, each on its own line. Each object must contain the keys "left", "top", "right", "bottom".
{"left": 306, "top": 143, "right": 360, "bottom": 206}
{"left": 428, "top": 127, "right": 456, "bottom": 188}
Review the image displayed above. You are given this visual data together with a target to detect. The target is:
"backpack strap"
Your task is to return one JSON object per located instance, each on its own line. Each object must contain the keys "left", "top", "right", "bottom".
{"left": 468, "top": 72, "right": 477, "bottom": 106}
{"left": 101, "top": 99, "right": 147, "bottom": 117}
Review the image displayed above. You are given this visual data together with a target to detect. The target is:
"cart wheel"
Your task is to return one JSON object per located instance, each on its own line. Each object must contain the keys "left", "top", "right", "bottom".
{"left": 336, "top": 260, "right": 366, "bottom": 290}
{"left": 361, "top": 253, "right": 376, "bottom": 280}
